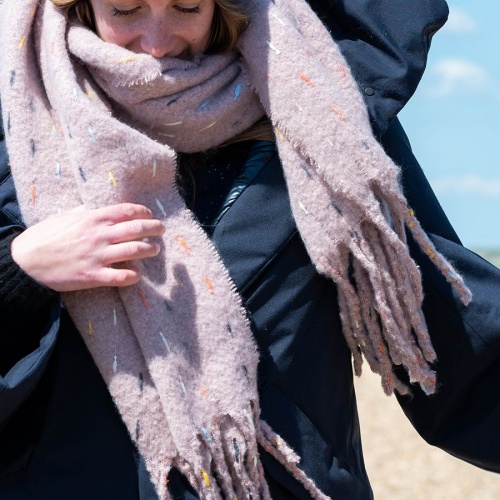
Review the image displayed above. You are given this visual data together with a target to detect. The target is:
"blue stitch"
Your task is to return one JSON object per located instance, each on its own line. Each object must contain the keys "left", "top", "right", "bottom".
{"left": 200, "top": 427, "right": 212, "bottom": 443}
{"left": 198, "top": 99, "right": 210, "bottom": 111}
{"left": 234, "top": 83, "right": 242, "bottom": 101}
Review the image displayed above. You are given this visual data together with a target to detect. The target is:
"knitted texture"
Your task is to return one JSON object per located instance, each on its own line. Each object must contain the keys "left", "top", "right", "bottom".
{"left": 0, "top": 0, "right": 470, "bottom": 497}
{"left": 0, "top": 230, "right": 56, "bottom": 319}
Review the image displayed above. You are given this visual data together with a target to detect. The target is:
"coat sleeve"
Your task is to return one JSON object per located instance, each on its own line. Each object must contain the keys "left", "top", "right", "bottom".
{"left": 0, "top": 104, "right": 61, "bottom": 429}
{"left": 381, "top": 118, "right": 500, "bottom": 473}
{"left": 306, "top": 0, "right": 449, "bottom": 137}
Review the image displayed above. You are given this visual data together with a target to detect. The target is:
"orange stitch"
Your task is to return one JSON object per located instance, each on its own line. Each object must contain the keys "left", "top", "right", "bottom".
{"left": 330, "top": 106, "right": 346, "bottom": 121}
{"left": 51, "top": 40, "right": 56, "bottom": 54}
{"left": 386, "top": 374, "right": 393, "bottom": 386}
{"left": 378, "top": 341, "right": 385, "bottom": 354}
{"left": 30, "top": 185, "right": 36, "bottom": 206}
{"left": 298, "top": 72, "right": 314, "bottom": 87}
{"left": 200, "top": 386, "right": 209, "bottom": 399}
{"left": 203, "top": 276, "right": 215, "bottom": 295}
{"left": 177, "top": 236, "right": 191, "bottom": 256}
{"left": 339, "top": 64, "right": 346, "bottom": 77}
{"left": 426, "top": 248, "right": 436, "bottom": 260}
{"left": 138, "top": 289, "right": 150, "bottom": 310}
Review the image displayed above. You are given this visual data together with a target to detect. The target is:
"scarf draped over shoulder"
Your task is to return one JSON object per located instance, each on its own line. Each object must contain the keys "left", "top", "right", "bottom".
{"left": 0, "top": 0, "right": 470, "bottom": 497}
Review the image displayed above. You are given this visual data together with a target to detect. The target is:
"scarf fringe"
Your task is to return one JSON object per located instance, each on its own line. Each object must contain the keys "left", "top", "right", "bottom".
{"left": 149, "top": 416, "right": 328, "bottom": 499}
{"left": 268, "top": 121, "right": 471, "bottom": 396}
{"left": 257, "top": 421, "right": 330, "bottom": 500}
{"left": 324, "top": 185, "right": 471, "bottom": 396}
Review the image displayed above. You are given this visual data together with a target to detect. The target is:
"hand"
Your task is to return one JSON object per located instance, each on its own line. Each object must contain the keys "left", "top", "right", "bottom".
{"left": 11, "top": 203, "right": 165, "bottom": 292}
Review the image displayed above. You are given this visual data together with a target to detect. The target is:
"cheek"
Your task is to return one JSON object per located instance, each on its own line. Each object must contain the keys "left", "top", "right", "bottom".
{"left": 94, "top": 19, "right": 135, "bottom": 47}
{"left": 191, "top": 7, "right": 215, "bottom": 51}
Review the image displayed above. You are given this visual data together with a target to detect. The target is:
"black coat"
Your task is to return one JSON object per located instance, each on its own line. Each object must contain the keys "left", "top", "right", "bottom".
{"left": 1, "top": 0, "right": 499, "bottom": 498}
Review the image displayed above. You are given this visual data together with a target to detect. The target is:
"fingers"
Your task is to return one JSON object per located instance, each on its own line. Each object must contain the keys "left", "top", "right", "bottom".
{"left": 82, "top": 266, "right": 143, "bottom": 290}
{"left": 103, "top": 240, "right": 161, "bottom": 265}
{"left": 94, "top": 203, "right": 155, "bottom": 225}
{"left": 106, "top": 218, "right": 165, "bottom": 244}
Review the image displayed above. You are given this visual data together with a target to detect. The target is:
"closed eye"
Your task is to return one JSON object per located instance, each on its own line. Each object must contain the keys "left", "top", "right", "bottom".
{"left": 112, "top": 7, "right": 141, "bottom": 17}
{"left": 174, "top": 5, "right": 201, "bottom": 14}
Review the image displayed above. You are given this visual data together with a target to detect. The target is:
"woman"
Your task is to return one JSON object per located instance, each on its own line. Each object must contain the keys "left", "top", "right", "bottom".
{"left": 1, "top": 0, "right": 499, "bottom": 499}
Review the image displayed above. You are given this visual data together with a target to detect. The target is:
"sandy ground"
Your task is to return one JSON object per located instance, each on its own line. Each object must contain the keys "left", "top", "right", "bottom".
{"left": 354, "top": 369, "right": 500, "bottom": 500}
{"left": 353, "top": 251, "right": 500, "bottom": 500}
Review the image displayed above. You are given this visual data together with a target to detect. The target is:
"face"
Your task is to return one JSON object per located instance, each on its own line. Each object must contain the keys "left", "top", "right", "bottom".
{"left": 88, "top": 0, "right": 216, "bottom": 59}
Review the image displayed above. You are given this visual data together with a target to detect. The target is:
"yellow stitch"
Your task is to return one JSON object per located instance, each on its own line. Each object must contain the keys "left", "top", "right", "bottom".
{"left": 426, "top": 248, "right": 436, "bottom": 259}
{"left": 88, "top": 321, "right": 94, "bottom": 335}
{"left": 409, "top": 208, "right": 415, "bottom": 218}
{"left": 108, "top": 171, "right": 118, "bottom": 187}
{"left": 276, "top": 438, "right": 281, "bottom": 446}
{"left": 87, "top": 89, "right": 93, "bottom": 100}
{"left": 275, "top": 127, "right": 285, "bottom": 142}
{"left": 18, "top": 36, "right": 26, "bottom": 49}
{"left": 408, "top": 221, "right": 415, "bottom": 228}
{"left": 118, "top": 56, "right": 137, "bottom": 63}
{"left": 201, "top": 468, "right": 210, "bottom": 488}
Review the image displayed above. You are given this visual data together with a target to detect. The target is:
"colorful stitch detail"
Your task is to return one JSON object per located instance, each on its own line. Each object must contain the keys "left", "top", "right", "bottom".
{"left": 203, "top": 276, "right": 215, "bottom": 295}
{"left": 137, "top": 289, "right": 150, "bottom": 310}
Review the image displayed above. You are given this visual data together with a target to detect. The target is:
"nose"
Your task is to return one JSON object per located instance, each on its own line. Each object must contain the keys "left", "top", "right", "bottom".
{"left": 140, "top": 18, "right": 176, "bottom": 58}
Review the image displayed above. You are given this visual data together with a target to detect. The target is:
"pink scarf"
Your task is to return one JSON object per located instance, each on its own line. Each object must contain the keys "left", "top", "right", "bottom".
{"left": 0, "top": 0, "right": 470, "bottom": 497}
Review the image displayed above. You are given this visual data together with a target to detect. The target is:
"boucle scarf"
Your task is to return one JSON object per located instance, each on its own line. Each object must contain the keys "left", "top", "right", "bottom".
{"left": 0, "top": 0, "right": 471, "bottom": 497}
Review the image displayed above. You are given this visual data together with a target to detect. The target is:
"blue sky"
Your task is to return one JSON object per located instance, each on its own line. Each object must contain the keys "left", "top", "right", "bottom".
{"left": 399, "top": 1, "right": 500, "bottom": 249}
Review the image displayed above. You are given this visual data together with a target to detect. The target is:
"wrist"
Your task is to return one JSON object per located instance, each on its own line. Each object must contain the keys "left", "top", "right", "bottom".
{"left": 1, "top": 230, "right": 58, "bottom": 319}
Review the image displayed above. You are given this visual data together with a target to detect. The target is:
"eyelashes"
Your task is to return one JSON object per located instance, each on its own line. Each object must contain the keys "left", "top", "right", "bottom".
{"left": 111, "top": 7, "right": 140, "bottom": 17}
{"left": 175, "top": 6, "right": 201, "bottom": 14}
{"left": 111, "top": 5, "right": 201, "bottom": 18}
